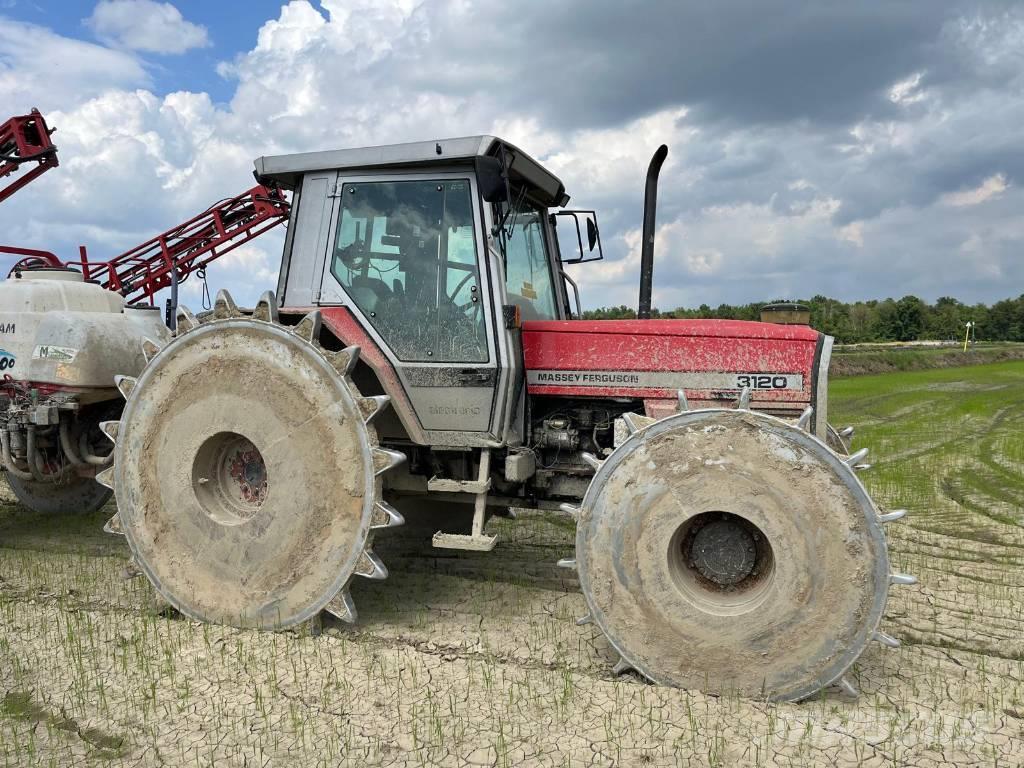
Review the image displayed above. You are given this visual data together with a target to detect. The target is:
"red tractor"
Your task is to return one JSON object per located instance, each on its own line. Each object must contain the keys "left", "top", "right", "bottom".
{"left": 99, "top": 136, "right": 912, "bottom": 701}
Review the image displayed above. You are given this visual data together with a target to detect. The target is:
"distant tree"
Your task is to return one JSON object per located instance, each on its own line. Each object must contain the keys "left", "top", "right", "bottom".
{"left": 893, "top": 295, "right": 925, "bottom": 341}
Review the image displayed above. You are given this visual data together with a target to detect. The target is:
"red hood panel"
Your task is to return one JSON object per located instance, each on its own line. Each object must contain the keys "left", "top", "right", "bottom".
{"left": 523, "top": 318, "right": 820, "bottom": 341}
{"left": 522, "top": 319, "right": 823, "bottom": 408}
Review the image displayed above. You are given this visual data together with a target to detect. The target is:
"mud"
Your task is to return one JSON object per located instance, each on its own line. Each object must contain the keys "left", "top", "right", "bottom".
{"left": 0, "top": 495, "right": 1021, "bottom": 767}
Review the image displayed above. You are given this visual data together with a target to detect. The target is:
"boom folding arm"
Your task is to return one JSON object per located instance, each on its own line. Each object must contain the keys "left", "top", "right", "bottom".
{"left": 3, "top": 184, "right": 290, "bottom": 305}
{"left": 0, "top": 109, "right": 58, "bottom": 204}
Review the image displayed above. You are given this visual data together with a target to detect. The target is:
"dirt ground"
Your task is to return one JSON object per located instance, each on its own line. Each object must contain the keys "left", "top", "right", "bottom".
{"left": 1, "top": 363, "right": 1024, "bottom": 766}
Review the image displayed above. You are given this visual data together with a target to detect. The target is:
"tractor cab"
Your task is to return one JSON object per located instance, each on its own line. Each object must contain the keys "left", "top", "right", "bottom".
{"left": 256, "top": 136, "right": 597, "bottom": 446}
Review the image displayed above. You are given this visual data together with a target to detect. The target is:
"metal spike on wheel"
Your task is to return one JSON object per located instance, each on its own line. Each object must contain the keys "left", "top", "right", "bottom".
{"left": 612, "top": 657, "right": 633, "bottom": 676}
{"left": 104, "top": 513, "right": 124, "bottom": 536}
{"left": 357, "top": 395, "right": 391, "bottom": 425}
{"left": 557, "top": 558, "right": 577, "bottom": 570}
{"left": 796, "top": 407, "right": 814, "bottom": 432}
{"left": 878, "top": 509, "right": 907, "bottom": 524}
{"left": 121, "top": 557, "right": 142, "bottom": 581}
{"left": 107, "top": 289, "right": 406, "bottom": 630}
{"left": 622, "top": 412, "right": 643, "bottom": 435}
{"left": 737, "top": 386, "right": 751, "bottom": 410}
{"left": 292, "top": 310, "right": 322, "bottom": 344}
{"left": 874, "top": 631, "right": 900, "bottom": 648}
{"left": 839, "top": 426, "right": 854, "bottom": 439}
{"left": 325, "top": 589, "right": 357, "bottom": 624}
{"left": 114, "top": 375, "right": 137, "bottom": 400}
{"left": 890, "top": 573, "right": 917, "bottom": 586}
{"left": 835, "top": 676, "right": 859, "bottom": 697}
{"left": 370, "top": 501, "right": 404, "bottom": 530}
{"left": 559, "top": 503, "right": 581, "bottom": 519}
{"left": 94, "top": 466, "right": 115, "bottom": 490}
{"left": 373, "top": 448, "right": 406, "bottom": 475}
{"left": 575, "top": 614, "right": 592, "bottom": 626}
{"left": 676, "top": 389, "right": 689, "bottom": 412}
{"left": 354, "top": 549, "right": 388, "bottom": 580}
{"left": 213, "top": 289, "right": 242, "bottom": 320}
{"left": 99, "top": 420, "right": 119, "bottom": 443}
{"left": 253, "top": 291, "right": 280, "bottom": 324}
{"left": 175, "top": 306, "right": 200, "bottom": 334}
{"left": 580, "top": 452, "right": 603, "bottom": 471}
{"left": 845, "top": 448, "right": 869, "bottom": 469}
{"left": 141, "top": 337, "right": 161, "bottom": 363}
{"left": 327, "top": 345, "right": 360, "bottom": 376}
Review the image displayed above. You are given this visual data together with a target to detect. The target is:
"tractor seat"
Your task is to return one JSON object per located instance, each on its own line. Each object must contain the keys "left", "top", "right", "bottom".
{"left": 347, "top": 275, "right": 392, "bottom": 314}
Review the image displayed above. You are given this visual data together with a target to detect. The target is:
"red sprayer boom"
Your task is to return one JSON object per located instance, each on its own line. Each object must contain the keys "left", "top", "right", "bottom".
{"left": 0, "top": 109, "right": 58, "bottom": 204}
{"left": 2, "top": 184, "right": 290, "bottom": 305}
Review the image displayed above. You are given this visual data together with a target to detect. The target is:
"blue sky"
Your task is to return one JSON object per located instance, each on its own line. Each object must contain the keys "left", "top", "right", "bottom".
{"left": 2, "top": 1, "right": 1024, "bottom": 312}
{"left": 6, "top": 0, "right": 280, "bottom": 102}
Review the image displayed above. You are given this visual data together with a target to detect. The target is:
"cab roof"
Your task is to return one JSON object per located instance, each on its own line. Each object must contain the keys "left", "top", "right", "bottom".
{"left": 254, "top": 135, "right": 569, "bottom": 207}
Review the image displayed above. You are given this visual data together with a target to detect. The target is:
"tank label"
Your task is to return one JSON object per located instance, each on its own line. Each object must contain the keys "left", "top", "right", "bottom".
{"left": 0, "top": 348, "right": 14, "bottom": 371}
{"left": 527, "top": 370, "right": 804, "bottom": 390}
{"left": 0, "top": 323, "right": 14, "bottom": 334}
{"left": 33, "top": 345, "right": 78, "bottom": 363}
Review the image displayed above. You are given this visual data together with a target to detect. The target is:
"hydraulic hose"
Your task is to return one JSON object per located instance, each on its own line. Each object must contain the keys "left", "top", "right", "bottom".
{"left": 0, "top": 427, "right": 33, "bottom": 480}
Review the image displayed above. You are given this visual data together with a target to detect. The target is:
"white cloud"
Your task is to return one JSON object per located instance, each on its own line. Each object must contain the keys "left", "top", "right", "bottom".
{"left": 0, "top": 18, "right": 147, "bottom": 108}
{"left": 87, "top": 0, "right": 210, "bottom": 55}
{"left": 941, "top": 173, "right": 1008, "bottom": 207}
{"left": 889, "top": 72, "right": 927, "bottom": 104}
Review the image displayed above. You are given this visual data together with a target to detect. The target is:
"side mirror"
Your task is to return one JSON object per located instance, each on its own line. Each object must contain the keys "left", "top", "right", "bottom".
{"left": 552, "top": 210, "right": 604, "bottom": 264}
{"left": 476, "top": 156, "right": 508, "bottom": 203}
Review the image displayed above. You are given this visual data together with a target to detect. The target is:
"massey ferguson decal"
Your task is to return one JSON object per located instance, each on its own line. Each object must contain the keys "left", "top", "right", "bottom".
{"left": 527, "top": 370, "right": 804, "bottom": 390}
{"left": 0, "top": 348, "right": 15, "bottom": 371}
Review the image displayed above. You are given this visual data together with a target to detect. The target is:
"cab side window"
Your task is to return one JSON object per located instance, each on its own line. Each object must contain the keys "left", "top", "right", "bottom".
{"left": 503, "top": 204, "right": 558, "bottom": 321}
{"left": 330, "top": 179, "right": 487, "bottom": 363}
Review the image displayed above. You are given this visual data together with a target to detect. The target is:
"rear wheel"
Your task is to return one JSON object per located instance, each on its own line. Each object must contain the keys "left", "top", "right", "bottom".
{"left": 104, "top": 290, "right": 405, "bottom": 629}
{"left": 572, "top": 408, "right": 908, "bottom": 701}
{"left": 5, "top": 473, "right": 111, "bottom": 515}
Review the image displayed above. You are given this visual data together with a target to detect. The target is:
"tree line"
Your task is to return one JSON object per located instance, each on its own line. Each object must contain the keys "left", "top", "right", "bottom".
{"left": 582, "top": 295, "right": 1024, "bottom": 345}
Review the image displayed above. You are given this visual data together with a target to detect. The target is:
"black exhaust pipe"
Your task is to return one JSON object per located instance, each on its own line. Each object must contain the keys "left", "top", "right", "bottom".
{"left": 638, "top": 144, "right": 668, "bottom": 320}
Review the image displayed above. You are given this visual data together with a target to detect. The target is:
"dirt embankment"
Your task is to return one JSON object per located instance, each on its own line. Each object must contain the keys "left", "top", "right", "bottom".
{"left": 832, "top": 344, "right": 1024, "bottom": 377}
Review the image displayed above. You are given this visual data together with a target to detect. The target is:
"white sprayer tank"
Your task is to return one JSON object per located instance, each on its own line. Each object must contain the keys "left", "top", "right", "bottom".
{"left": 0, "top": 269, "right": 170, "bottom": 400}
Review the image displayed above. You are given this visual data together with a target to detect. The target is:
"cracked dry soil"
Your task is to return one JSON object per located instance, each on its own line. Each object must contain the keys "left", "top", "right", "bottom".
{"left": 2, "top": 361, "right": 1024, "bottom": 766}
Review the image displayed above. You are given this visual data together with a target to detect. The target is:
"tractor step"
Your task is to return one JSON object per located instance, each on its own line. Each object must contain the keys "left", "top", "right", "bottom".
{"left": 430, "top": 448, "right": 497, "bottom": 552}
{"left": 426, "top": 476, "right": 491, "bottom": 494}
{"left": 431, "top": 532, "right": 498, "bottom": 551}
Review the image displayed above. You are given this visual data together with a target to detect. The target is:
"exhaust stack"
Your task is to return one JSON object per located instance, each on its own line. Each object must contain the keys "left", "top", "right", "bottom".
{"left": 638, "top": 144, "right": 668, "bottom": 320}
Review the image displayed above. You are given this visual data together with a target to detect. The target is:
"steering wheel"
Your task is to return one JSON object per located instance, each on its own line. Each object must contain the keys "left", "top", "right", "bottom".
{"left": 446, "top": 264, "right": 482, "bottom": 322}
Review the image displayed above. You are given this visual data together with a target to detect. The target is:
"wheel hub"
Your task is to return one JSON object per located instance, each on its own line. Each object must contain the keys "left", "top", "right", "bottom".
{"left": 192, "top": 432, "right": 268, "bottom": 525}
{"left": 681, "top": 512, "right": 767, "bottom": 589}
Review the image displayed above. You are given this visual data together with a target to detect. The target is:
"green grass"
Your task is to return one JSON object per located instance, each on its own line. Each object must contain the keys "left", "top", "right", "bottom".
{"left": 831, "top": 342, "right": 1024, "bottom": 377}
{"left": 831, "top": 360, "right": 1024, "bottom": 548}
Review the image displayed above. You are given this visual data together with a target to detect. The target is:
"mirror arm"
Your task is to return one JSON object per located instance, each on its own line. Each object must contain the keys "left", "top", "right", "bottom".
{"left": 561, "top": 269, "right": 582, "bottom": 319}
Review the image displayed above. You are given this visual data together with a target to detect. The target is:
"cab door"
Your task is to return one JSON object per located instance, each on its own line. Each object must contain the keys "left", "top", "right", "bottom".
{"left": 317, "top": 172, "right": 500, "bottom": 438}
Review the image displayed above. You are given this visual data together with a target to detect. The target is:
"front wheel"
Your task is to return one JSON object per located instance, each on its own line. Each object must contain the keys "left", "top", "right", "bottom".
{"left": 573, "top": 408, "right": 897, "bottom": 702}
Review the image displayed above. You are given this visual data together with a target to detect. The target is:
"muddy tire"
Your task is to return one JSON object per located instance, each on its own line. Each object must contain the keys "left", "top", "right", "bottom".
{"left": 105, "top": 291, "right": 405, "bottom": 629}
{"left": 4, "top": 473, "right": 112, "bottom": 515}
{"left": 575, "top": 408, "right": 892, "bottom": 702}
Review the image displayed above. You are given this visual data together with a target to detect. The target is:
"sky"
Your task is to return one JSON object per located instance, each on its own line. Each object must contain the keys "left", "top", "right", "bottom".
{"left": 1, "top": 0, "right": 1023, "bottom": 312}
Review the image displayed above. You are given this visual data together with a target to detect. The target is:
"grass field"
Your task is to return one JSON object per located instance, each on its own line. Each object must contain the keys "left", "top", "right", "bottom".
{"left": 1, "top": 361, "right": 1024, "bottom": 766}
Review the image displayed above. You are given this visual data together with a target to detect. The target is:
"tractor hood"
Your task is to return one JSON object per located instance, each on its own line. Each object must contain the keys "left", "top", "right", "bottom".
{"left": 521, "top": 318, "right": 830, "bottom": 430}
